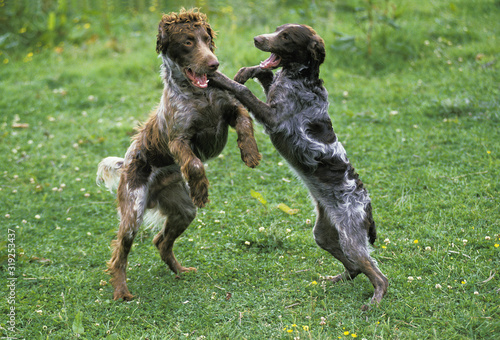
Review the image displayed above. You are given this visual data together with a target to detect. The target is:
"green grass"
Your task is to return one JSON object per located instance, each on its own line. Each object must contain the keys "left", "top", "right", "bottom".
{"left": 1, "top": 1, "right": 499, "bottom": 339}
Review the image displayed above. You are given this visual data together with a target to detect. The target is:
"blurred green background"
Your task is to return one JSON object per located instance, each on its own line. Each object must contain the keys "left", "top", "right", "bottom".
{"left": 3, "top": 0, "right": 479, "bottom": 73}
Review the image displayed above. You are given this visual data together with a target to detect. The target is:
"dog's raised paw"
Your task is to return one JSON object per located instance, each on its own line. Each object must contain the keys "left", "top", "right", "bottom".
{"left": 189, "top": 177, "right": 209, "bottom": 208}
{"left": 234, "top": 67, "right": 254, "bottom": 84}
{"left": 190, "top": 187, "right": 209, "bottom": 208}
{"left": 242, "top": 152, "right": 262, "bottom": 168}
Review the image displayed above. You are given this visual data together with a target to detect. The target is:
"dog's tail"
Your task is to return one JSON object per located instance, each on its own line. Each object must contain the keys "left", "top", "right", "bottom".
{"left": 366, "top": 202, "right": 377, "bottom": 245}
{"left": 368, "top": 221, "right": 377, "bottom": 245}
{"left": 96, "top": 157, "right": 124, "bottom": 193}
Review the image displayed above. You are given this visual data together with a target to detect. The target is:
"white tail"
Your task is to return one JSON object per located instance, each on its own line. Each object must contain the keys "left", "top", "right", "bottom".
{"left": 96, "top": 157, "right": 124, "bottom": 193}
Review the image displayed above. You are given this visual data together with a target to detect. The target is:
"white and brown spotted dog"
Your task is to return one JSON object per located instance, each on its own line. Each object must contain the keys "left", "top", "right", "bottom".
{"left": 210, "top": 24, "right": 388, "bottom": 309}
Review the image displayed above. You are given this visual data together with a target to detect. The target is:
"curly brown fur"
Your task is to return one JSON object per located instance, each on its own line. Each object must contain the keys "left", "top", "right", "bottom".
{"left": 209, "top": 24, "right": 387, "bottom": 310}
{"left": 97, "top": 9, "right": 261, "bottom": 301}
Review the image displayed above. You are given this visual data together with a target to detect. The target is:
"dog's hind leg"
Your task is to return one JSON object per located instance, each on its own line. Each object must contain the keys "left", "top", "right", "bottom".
{"left": 346, "top": 246, "right": 388, "bottom": 310}
{"left": 153, "top": 179, "right": 197, "bottom": 276}
{"left": 108, "top": 176, "right": 148, "bottom": 301}
{"left": 314, "top": 203, "right": 388, "bottom": 310}
{"left": 313, "top": 204, "right": 362, "bottom": 281}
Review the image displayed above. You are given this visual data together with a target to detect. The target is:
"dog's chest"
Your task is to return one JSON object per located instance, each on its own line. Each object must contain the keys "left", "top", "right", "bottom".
{"left": 267, "top": 79, "right": 301, "bottom": 111}
{"left": 267, "top": 77, "right": 326, "bottom": 116}
{"left": 189, "top": 92, "right": 232, "bottom": 161}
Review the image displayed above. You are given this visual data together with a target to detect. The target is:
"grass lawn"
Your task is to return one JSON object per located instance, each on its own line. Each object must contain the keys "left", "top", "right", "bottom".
{"left": 1, "top": 1, "right": 499, "bottom": 339}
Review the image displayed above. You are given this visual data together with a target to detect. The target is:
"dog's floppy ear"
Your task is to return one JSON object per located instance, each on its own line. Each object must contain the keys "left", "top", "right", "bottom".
{"left": 156, "top": 16, "right": 169, "bottom": 54}
{"left": 308, "top": 34, "right": 325, "bottom": 66}
{"left": 205, "top": 23, "right": 217, "bottom": 50}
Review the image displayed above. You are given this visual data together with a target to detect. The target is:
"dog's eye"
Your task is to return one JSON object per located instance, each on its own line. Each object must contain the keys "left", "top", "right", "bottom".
{"left": 282, "top": 33, "right": 289, "bottom": 40}
{"left": 184, "top": 40, "right": 193, "bottom": 47}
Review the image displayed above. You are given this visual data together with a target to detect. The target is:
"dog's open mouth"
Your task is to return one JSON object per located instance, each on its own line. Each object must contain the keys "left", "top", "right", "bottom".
{"left": 185, "top": 68, "right": 209, "bottom": 89}
{"left": 260, "top": 53, "right": 282, "bottom": 69}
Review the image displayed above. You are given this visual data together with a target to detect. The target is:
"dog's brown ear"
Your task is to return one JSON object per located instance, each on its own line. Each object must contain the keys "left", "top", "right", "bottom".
{"left": 205, "top": 23, "right": 217, "bottom": 50}
{"left": 308, "top": 35, "right": 325, "bottom": 66}
{"left": 156, "top": 16, "right": 169, "bottom": 54}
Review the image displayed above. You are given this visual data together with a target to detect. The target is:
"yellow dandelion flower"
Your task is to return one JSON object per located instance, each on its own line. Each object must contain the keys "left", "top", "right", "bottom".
{"left": 292, "top": 324, "right": 297, "bottom": 327}
{"left": 84, "top": 23, "right": 91, "bottom": 29}
{"left": 414, "top": 239, "right": 419, "bottom": 244}
{"left": 311, "top": 281, "right": 318, "bottom": 285}
{"left": 287, "top": 329, "right": 293, "bottom": 333}
{"left": 303, "top": 325, "right": 309, "bottom": 331}
{"left": 351, "top": 334, "right": 358, "bottom": 338}
{"left": 495, "top": 244, "right": 499, "bottom": 248}
{"left": 382, "top": 245, "right": 387, "bottom": 249}
{"left": 487, "top": 150, "right": 491, "bottom": 154}
{"left": 344, "top": 331, "right": 350, "bottom": 335}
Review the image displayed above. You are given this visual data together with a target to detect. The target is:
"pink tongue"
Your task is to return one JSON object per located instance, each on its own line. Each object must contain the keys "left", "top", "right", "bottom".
{"left": 260, "top": 53, "right": 281, "bottom": 69}
{"left": 186, "top": 69, "right": 208, "bottom": 88}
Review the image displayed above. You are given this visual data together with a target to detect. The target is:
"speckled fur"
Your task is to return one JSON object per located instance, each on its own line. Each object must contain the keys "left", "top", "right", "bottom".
{"left": 210, "top": 24, "right": 388, "bottom": 309}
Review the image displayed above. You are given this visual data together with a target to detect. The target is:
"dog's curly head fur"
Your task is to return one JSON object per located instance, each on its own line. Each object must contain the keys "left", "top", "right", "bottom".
{"left": 156, "top": 8, "right": 217, "bottom": 54}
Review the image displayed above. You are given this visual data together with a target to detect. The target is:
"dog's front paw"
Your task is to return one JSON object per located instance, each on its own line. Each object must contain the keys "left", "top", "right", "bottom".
{"left": 238, "top": 136, "right": 261, "bottom": 168}
{"left": 241, "top": 149, "right": 262, "bottom": 168}
{"left": 189, "top": 178, "right": 209, "bottom": 208}
{"left": 234, "top": 67, "right": 254, "bottom": 84}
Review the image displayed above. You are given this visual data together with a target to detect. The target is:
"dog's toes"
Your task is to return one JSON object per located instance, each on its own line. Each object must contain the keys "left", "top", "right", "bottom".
{"left": 189, "top": 180, "right": 209, "bottom": 208}
{"left": 113, "top": 289, "right": 134, "bottom": 301}
{"left": 174, "top": 267, "right": 197, "bottom": 279}
{"left": 234, "top": 68, "right": 251, "bottom": 84}
{"left": 234, "top": 75, "right": 247, "bottom": 84}
{"left": 323, "top": 274, "right": 344, "bottom": 283}
{"left": 243, "top": 153, "right": 262, "bottom": 168}
{"left": 192, "top": 194, "right": 209, "bottom": 208}
{"left": 240, "top": 147, "right": 262, "bottom": 168}
{"left": 360, "top": 304, "right": 371, "bottom": 311}
{"left": 181, "top": 266, "right": 197, "bottom": 273}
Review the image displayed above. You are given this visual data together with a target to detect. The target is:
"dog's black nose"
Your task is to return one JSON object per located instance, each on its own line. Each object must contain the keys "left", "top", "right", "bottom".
{"left": 254, "top": 36, "right": 264, "bottom": 45}
{"left": 208, "top": 59, "right": 219, "bottom": 71}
